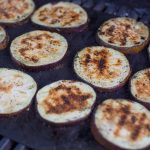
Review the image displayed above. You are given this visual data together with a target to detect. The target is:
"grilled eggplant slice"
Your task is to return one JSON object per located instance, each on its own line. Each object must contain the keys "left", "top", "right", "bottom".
{"left": 31, "top": 2, "right": 88, "bottom": 32}
{"left": 10, "top": 30, "right": 68, "bottom": 71}
{"left": 97, "top": 17, "right": 150, "bottom": 54}
{"left": 36, "top": 80, "right": 96, "bottom": 125}
{"left": 91, "top": 99, "right": 150, "bottom": 150}
{"left": 0, "top": 68, "right": 37, "bottom": 116}
{"left": 0, "top": 0, "right": 35, "bottom": 26}
{"left": 74, "top": 46, "right": 131, "bottom": 92}
{"left": 130, "top": 68, "right": 150, "bottom": 109}
{"left": 0, "top": 26, "right": 8, "bottom": 50}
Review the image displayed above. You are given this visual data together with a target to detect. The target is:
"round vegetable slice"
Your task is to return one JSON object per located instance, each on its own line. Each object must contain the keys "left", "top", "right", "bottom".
{"left": 0, "top": 68, "right": 37, "bottom": 116}
{"left": 74, "top": 46, "right": 131, "bottom": 91}
{"left": 0, "top": 26, "right": 8, "bottom": 50}
{"left": 36, "top": 80, "right": 96, "bottom": 125}
{"left": 31, "top": 2, "right": 88, "bottom": 32}
{"left": 91, "top": 99, "right": 150, "bottom": 150}
{"left": 97, "top": 17, "right": 150, "bottom": 54}
{"left": 130, "top": 68, "right": 150, "bottom": 109}
{"left": 0, "top": 0, "right": 35, "bottom": 26}
{"left": 10, "top": 30, "right": 68, "bottom": 70}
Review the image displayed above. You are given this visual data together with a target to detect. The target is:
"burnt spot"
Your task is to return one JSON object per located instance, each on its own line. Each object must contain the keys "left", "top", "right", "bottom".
{"left": 120, "top": 32, "right": 128, "bottom": 46}
{"left": 134, "top": 41, "right": 140, "bottom": 45}
{"left": 41, "top": 84, "right": 92, "bottom": 114}
{"left": 99, "top": 59, "right": 106, "bottom": 72}
{"left": 141, "top": 36, "right": 145, "bottom": 40}
{"left": 105, "top": 25, "right": 115, "bottom": 36}
{"left": 131, "top": 115, "right": 137, "bottom": 123}
{"left": 121, "top": 105, "right": 131, "bottom": 114}
{"left": 131, "top": 125, "right": 141, "bottom": 141}
{"left": 85, "top": 54, "right": 91, "bottom": 63}
{"left": 118, "top": 114, "right": 127, "bottom": 126}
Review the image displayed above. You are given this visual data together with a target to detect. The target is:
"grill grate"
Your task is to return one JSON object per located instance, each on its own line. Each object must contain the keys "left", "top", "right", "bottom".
{"left": 0, "top": 0, "right": 149, "bottom": 149}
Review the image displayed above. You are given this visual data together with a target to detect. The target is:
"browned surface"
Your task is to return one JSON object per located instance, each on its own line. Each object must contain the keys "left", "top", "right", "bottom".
{"left": 80, "top": 48, "right": 121, "bottom": 79}
{"left": 101, "top": 101, "right": 150, "bottom": 141}
{"left": 18, "top": 32, "right": 60, "bottom": 63}
{"left": 99, "top": 19, "right": 146, "bottom": 46}
{"left": 134, "top": 71, "right": 150, "bottom": 100}
{"left": 38, "top": 5, "right": 83, "bottom": 26}
{"left": 0, "top": 0, "right": 29, "bottom": 20}
{"left": 40, "top": 83, "right": 93, "bottom": 114}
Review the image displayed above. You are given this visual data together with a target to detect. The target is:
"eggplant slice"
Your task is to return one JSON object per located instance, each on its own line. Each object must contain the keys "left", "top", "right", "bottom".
{"left": 91, "top": 99, "right": 150, "bottom": 150}
{"left": 31, "top": 2, "right": 88, "bottom": 32}
{"left": 74, "top": 46, "right": 131, "bottom": 91}
{"left": 10, "top": 30, "right": 68, "bottom": 70}
{"left": 130, "top": 68, "right": 150, "bottom": 108}
{"left": 0, "top": 68, "right": 37, "bottom": 116}
{"left": 36, "top": 80, "right": 96, "bottom": 125}
{"left": 0, "top": 26, "right": 8, "bottom": 50}
{"left": 0, "top": 0, "right": 35, "bottom": 26}
{"left": 97, "top": 17, "right": 150, "bottom": 54}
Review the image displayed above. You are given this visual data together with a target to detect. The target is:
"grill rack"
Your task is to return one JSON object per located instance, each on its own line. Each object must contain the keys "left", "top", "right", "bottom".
{"left": 0, "top": 0, "right": 149, "bottom": 149}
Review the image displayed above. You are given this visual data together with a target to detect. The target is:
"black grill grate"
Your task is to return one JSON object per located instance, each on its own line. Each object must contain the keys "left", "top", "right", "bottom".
{"left": 0, "top": 0, "right": 149, "bottom": 150}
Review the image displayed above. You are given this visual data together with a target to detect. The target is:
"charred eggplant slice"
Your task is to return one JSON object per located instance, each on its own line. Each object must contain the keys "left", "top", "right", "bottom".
{"left": 0, "top": 26, "right": 8, "bottom": 50}
{"left": 74, "top": 46, "right": 131, "bottom": 92}
{"left": 10, "top": 30, "right": 68, "bottom": 71}
{"left": 130, "top": 68, "right": 150, "bottom": 109}
{"left": 91, "top": 99, "right": 150, "bottom": 150}
{"left": 97, "top": 17, "right": 150, "bottom": 54}
{"left": 31, "top": 2, "right": 88, "bottom": 32}
{"left": 36, "top": 80, "right": 96, "bottom": 125}
{"left": 0, "top": 0, "right": 35, "bottom": 26}
{"left": 0, "top": 68, "right": 37, "bottom": 116}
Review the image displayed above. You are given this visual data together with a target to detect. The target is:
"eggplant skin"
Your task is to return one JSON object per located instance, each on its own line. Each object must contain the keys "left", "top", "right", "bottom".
{"left": 0, "top": 32, "right": 9, "bottom": 50}
{"left": 96, "top": 33, "right": 150, "bottom": 54}
{"left": 0, "top": 104, "right": 31, "bottom": 118}
{"left": 0, "top": 17, "right": 30, "bottom": 28}
{"left": 10, "top": 48, "right": 68, "bottom": 72}
{"left": 32, "top": 19, "right": 89, "bottom": 33}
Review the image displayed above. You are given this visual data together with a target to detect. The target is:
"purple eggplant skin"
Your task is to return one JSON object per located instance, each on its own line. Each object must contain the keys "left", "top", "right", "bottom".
{"left": 96, "top": 30, "right": 150, "bottom": 54}
{"left": 35, "top": 87, "right": 97, "bottom": 127}
{"left": 73, "top": 56, "right": 132, "bottom": 92}
{"left": 129, "top": 77, "right": 150, "bottom": 110}
{"left": 91, "top": 104, "right": 150, "bottom": 150}
{"left": 31, "top": 19, "right": 89, "bottom": 33}
{"left": 10, "top": 47, "right": 69, "bottom": 72}
{"left": 0, "top": 31, "right": 9, "bottom": 50}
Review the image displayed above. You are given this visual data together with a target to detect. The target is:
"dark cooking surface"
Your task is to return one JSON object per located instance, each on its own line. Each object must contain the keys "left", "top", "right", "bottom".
{"left": 0, "top": 0, "right": 149, "bottom": 150}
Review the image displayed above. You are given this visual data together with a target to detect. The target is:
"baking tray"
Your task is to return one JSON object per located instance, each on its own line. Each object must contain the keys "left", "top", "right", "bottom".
{"left": 0, "top": 0, "right": 149, "bottom": 150}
